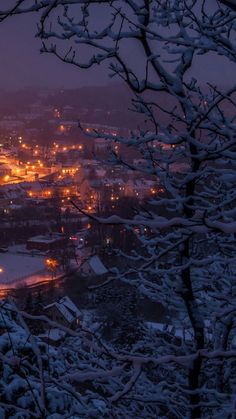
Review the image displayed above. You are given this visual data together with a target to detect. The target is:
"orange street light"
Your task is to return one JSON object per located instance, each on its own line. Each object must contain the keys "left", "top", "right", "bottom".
{"left": 45, "top": 258, "right": 59, "bottom": 271}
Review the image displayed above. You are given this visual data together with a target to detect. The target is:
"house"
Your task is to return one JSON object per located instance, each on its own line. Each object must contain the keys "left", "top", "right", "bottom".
{"left": 80, "top": 255, "right": 108, "bottom": 277}
{"left": 0, "top": 163, "right": 12, "bottom": 177}
{"left": 26, "top": 233, "right": 67, "bottom": 252}
{"left": 44, "top": 296, "right": 82, "bottom": 328}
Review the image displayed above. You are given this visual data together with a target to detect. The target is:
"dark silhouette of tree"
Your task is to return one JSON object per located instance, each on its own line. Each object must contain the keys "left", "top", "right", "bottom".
{"left": 0, "top": 1, "right": 236, "bottom": 417}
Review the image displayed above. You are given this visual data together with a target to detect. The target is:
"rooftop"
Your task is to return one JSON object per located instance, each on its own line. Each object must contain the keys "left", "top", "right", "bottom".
{"left": 89, "top": 255, "right": 108, "bottom": 276}
{"left": 44, "top": 296, "right": 82, "bottom": 323}
{"left": 27, "top": 233, "right": 66, "bottom": 244}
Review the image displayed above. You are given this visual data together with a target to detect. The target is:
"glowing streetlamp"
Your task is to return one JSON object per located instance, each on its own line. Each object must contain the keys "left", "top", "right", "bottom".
{"left": 45, "top": 258, "right": 59, "bottom": 278}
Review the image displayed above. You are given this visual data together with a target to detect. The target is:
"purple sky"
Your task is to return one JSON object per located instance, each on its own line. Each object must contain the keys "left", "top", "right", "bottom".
{"left": 0, "top": 11, "right": 234, "bottom": 91}
{"left": 0, "top": 14, "right": 109, "bottom": 90}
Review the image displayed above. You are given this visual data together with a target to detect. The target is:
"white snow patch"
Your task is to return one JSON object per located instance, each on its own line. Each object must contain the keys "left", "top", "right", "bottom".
{"left": 0, "top": 253, "right": 46, "bottom": 284}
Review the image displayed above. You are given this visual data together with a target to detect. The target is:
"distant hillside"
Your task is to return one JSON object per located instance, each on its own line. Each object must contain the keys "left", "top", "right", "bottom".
{"left": 0, "top": 84, "right": 234, "bottom": 130}
{"left": 46, "top": 84, "right": 132, "bottom": 111}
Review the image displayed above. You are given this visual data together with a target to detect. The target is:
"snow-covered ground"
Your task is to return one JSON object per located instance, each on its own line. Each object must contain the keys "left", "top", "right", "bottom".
{"left": 146, "top": 321, "right": 213, "bottom": 342}
{"left": 146, "top": 321, "right": 194, "bottom": 341}
{"left": 0, "top": 253, "right": 48, "bottom": 286}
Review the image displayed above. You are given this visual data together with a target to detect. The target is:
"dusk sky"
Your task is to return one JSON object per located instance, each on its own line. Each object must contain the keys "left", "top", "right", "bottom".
{"left": 0, "top": 13, "right": 109, "bottom": 90}
{"left": 0, "top": 8, "right": 235, "bottom": 91}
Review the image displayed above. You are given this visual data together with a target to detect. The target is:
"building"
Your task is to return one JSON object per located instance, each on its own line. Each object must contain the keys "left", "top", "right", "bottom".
{"left": 0, "top": 163, "right": 12, "bottom": 177}
{"left": 26, "top": 233, "right": 67, "bottom": 252}
{"left": 81, "top": 255, "right": 108, "bottom": 277}
{"left": 44, "top": 296, "right": 82, "bottom": 327}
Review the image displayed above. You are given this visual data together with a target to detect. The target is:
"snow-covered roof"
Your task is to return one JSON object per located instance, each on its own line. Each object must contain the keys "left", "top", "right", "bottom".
{"left": 39, "top": 328, "right": 66, "bottom": 342}
{"left": 96, "top": 169, "right": 106, "bottom": 177}
{"left": 27, "top": 234, "right": 65, "bottom": 244}
{"left": 56, "top": 302, "right": 74, "bottom": 323}
{"left": 60, "top": 296, "right": 82, "bottom": 318}
{"left": 44, "top": 296, "right": 82, "bottom": 324}
{"left": 88, "top": 256, "right": 108, "bottom": 275}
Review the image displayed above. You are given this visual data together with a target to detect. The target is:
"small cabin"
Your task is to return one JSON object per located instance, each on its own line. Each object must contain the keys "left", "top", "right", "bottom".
{"left": 80, "top": 255, "right": 108, "bottom": 277}
{"left": 26, "top": 233, "right": 67, "bottom": 252}
{"left": 44, "top": 296, "right": 82, "bottom": 328}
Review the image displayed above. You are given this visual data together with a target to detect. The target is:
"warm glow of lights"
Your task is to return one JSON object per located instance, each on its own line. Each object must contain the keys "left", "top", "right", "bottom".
{"left": 0, "top": 268, "right": 3, "bottom": 273}
{"left": 4, "top": 175, "right": 9, "bottom": 182}
{"left": 45, "top": 258, "right": 59, "bottom": 270}
{"left": 55, "top": 109, "right": 61, "bottom": 118}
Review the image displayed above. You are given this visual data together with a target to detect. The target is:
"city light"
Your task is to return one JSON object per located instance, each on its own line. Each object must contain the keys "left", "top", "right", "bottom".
{"left": 45, "top": 258, "right": 59, "bottom": 271}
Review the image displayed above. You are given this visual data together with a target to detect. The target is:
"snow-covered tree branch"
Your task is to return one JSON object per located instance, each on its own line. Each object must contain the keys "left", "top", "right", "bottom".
{"left": 0, "top": 1, "right": 236, "bottom": 417}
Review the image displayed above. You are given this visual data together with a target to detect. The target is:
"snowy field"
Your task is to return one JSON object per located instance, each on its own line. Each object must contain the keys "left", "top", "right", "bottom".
{"left": 0, "top": 253, "right": 48, "bottom": 286}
